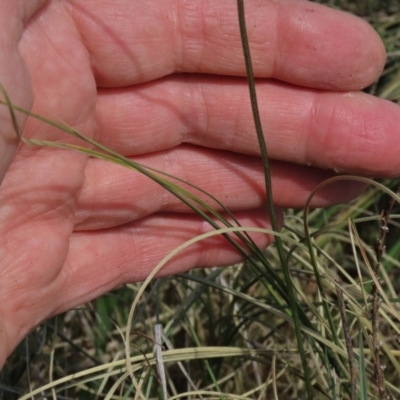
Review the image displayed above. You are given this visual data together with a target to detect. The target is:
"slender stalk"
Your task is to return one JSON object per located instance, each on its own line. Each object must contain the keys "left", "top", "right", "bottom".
{"left": 236, "top": 1, "right": 312, "bottom": 397}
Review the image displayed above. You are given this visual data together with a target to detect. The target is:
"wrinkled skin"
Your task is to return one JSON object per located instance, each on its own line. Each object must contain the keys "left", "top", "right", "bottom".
{"left": 0, "top": 0, "right": 398, "bottom": 367}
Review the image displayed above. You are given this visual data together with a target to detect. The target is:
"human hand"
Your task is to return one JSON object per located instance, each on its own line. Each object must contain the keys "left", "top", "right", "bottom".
{"left": 1, "top": 0, "right": 398, "bottom": 368}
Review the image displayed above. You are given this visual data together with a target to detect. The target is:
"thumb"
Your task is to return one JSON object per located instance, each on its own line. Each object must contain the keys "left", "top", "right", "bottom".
{"left": 0, "top": 0, "right": 48, "bottom": 182}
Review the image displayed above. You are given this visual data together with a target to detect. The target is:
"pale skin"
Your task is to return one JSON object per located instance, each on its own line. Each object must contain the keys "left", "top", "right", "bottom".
{"left": 0, "top": 0, "right": 399, "bottom": 369}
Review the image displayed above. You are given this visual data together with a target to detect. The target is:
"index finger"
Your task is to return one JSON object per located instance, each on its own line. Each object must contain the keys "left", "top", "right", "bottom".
{"left": 66, "top": 0, "right": 386, "bottom": 89}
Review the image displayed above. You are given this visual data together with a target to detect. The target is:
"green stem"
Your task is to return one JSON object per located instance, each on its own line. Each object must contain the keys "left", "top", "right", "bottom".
{"left": 236, "top": 1, "right": 313, "bottom": 397}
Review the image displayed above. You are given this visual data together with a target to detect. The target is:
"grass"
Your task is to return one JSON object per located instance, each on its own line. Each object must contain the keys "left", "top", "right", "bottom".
{"left": 2, "top": 0, "right": 400, "bottom": 399}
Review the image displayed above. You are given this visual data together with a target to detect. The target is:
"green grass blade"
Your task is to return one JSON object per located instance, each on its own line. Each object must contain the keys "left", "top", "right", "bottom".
{"left": 236, "top": 1, "right": 313, "bottom": 396}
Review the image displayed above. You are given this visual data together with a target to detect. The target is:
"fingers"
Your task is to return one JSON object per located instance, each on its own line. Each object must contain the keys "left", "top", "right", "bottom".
{"left": 66, "top": 0, "right": 385, "bottom": 89}
{"left": 75, "top": 145, "right": 366, "bottom": 230}
{"left": 2, "top": 204, "right": 276, "bottom": 351}
{"left": 95, "top": 76, "right": 400, "bottom": 178}
{"left": 57, "top": 209, "right": 279, "bottom": 312}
